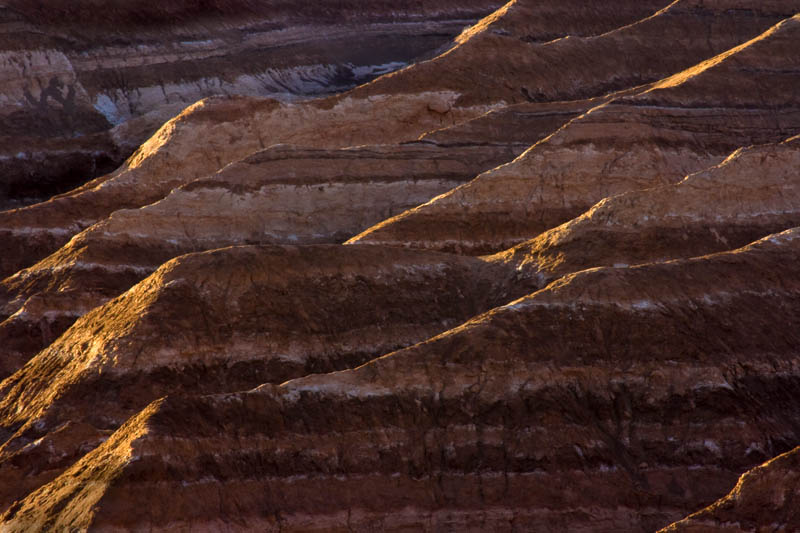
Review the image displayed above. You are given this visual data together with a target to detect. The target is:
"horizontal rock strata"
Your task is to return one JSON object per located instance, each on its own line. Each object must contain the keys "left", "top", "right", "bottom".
{"left": 661, "top": 446, "right": 800, "bottom": 532}
{"left": 351, "top": 11, "right": 800, "bottom": 254}
{"left": 0, "top": 1, "right": 799, "bottom": 530}
{"left": 0, "top": 0, "right": 763, "bottom": 277}
{"left": 0, "top": 141, "right": 518, "bottom": 374}
{"left": 492, "top": 135, "right": 800, "bottom": 288}
{"left": 0, "top": 0, "right": 504, "bottom": 207}
{"left": 0, "top": 244, "right": 525, "bottom": 513}
{"left": 4, "top": 229, "right": 800, "bottom": 531}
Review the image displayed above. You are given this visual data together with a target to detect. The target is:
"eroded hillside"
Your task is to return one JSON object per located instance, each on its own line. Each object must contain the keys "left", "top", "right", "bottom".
{"left": 0, "top": 1, "right": 799, "bottom": 531}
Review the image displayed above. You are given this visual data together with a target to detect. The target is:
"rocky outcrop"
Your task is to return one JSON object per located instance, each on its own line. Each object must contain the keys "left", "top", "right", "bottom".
{"left": 0, "top": 0, "right": 790, "bottom": 374}
{"left": 0, "top": 141, "right": 518, "bottom": 375}
{"left": 0, "top": 93, "right": 481, "bottom": 280}
{"left": 2, "top": 0, "right": 775, "bottom": 279}
{"left": 0, "top": 0, "right": 504, "bottom": 207}
{"left": 492, "top": 135, "right": 800, "bottom": 288}
{"left": 4, "top": 229, "right": 800, "bottom": 531}
{"left": 0, "top": 244, "right": 525, "bottom": 513}
{"left": 661, "top": 446, "right": 800, "bottom": 532}
{"left": 358, "top": 0, "right": 789, "bottom": 107}
{"left": 351, "top": 12, "right": 800, "bottom": 254}
{"left": 1, "top": 1, "right": 799, "bottom": 529}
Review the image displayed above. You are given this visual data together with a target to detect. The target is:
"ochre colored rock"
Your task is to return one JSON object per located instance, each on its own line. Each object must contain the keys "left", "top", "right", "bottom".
{"left": 1, "top": 2, "right": 799, "bottom": 530}
{"left": 0, "top": 1, "right": 504, "bottom": 207}
{"left": 492, "top": 135, "right": 800, "bottom": 288}
{"left": 2, "top": 0, "right": 772, "bottom": 278}
{"left": 0, "top": 141, "right": 518, "bottom": 374}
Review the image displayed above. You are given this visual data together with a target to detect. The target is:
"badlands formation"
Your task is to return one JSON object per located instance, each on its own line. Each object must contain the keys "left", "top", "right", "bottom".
{"left": 0, "top": 0, "right": 799, "bottom": 531}
{"left": 0, "top": 0, "right": 504, "bottom": 208}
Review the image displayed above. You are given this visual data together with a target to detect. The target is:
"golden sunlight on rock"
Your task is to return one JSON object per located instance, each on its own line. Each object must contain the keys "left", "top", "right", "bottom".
{"left": 0, "top": 1, "right": 799, "bottom": 531}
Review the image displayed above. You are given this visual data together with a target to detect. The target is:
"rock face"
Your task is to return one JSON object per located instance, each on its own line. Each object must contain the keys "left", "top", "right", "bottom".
{"left": 492, "top": 135, "right": 800, "bottom": 289}
{"left": 4, "top": 230, "right": 800, "bottom": 531}
{"left": 0, "top": 244, "right": 524, "bottom": 513}
{"left": 1, "top": 0, "right": 767, "bottom": 280}
{"left": 0, "top": 0, "right": 716, "bottom": 369}
{"left": 662, "top": 446, "right": 800, "bottom": 532}
{"left": 351, "top": 11, "right": 800, "bottom": 254}
{"left": 0, "top": 141, "right": 518, "bottom": 375}
{"left": 1, "top": 1, "right": 800, "bottom": 531}
{"left": 0, "top": 0, "right": 503, "bottom": 207}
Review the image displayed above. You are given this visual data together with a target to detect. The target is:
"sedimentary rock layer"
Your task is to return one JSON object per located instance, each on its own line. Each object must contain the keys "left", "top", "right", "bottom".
{"left": 1, "top": 1, "right": 799, "bottom": 529}
{"left": 0, "top": 141, "right": 518, "bottom": 374}
{"left": 351, "top": 12, "right": 800, "bottom": 254}
{"left": 661, "top": 446, "right": 800, "bottom": 532}
{"left": 492, "top": 135, "right": 800, "bottom": 288}
{"left": 0, "top": 244, "right": 524, "bottom": 513}
{"left": 1, "top": 0, "right": 773, "bottom": 278}
{"left": 359, "top": 0, "right": 788, "bottom": 107}
{"left": 5, "top": 229, "right": 800, "bottom": 531}
{"left": 0, "top": 0, "right": 503, "bottom": 207}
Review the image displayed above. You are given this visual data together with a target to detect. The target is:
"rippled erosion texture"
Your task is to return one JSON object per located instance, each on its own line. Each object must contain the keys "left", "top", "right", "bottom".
{"left": 1, "top": 1, "right": 800, "bottom": 531}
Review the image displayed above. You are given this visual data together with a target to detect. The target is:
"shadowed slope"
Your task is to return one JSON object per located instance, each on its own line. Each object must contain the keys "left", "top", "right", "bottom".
{"left": 351, "top": 13, "right": 800, "bottom": 254}
{"left": 661, "top": 446, "right": 800, "bottom": 532}
{"left": 0, "top": 0, "right": 505, "bottom": 207}
{"left": 0, "top": 141, "right": 518, "bottom": 376}
{"left": 0, "top": 244, "right": 524, "bottom": 513}
{"left": 491, "top": 135, "right": 800, "bottom": 288}
{"left": 5, "top": 229, "right": 800, "bottom": 531}
{"left": 1, "top": 0, "right": 773, "bottom": 280}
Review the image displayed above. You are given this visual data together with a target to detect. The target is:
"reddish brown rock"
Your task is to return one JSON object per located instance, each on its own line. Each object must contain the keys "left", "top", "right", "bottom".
{"left": 0, "top": 141, "right": 518, "bottom": 375}
{"left": 351, "top": 13, "right": 800, "bottom": 254}
{"left": 1, "top": 0, "right": 774, "bottom": 279}
{"left": 1, "top": 2, "right": 799, "bottom": 530}
{"left": 661, "top": 446, "right": 800, "bottom": 532}
{"left": 0, "top": 0, "right": 504, "bottom": 207}
{"left": 359, "top": 0, "right": 792, "bottom": 107}
{"left": 492, "top": 135, "right": 800, "bottom": 288}
{"left": 4, "top": 229, "right": 800, "bottom": 531}
{"left": 0, "top": 244, "right": 523, "bottom": 513}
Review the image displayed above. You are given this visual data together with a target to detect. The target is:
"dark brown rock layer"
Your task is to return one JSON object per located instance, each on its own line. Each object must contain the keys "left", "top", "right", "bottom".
{"left": 492, "top": 135, "right": 800, "bottom": 289}
{"left": 662, "top": 446, "right": 800, "bottom": 532}
{"left": 0, "top": 141, "right": 518, "bottom": 375}
{"left": 0, "top": 244, "right": 525, "bottom": 513}
{"left": 0, "top": 2, "right": 798, "bottom": 530}
{"left": 1, "top": 0, "right": 769, "bottom": 277}
{"left": 351, "top": 12, "right": 800, "bottom": 254}
{"left": 0, "top": 0, "right": 504, "bottom": 207}
{"left": 4, "top": 229, "right": 800, "bottom": 531}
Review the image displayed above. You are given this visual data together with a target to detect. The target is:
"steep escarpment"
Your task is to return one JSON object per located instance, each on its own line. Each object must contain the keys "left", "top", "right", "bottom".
{"left": 0, "top": 0, "right": 503, "bottom": 208}
{"left": 351, "top": 12, "right": 800, "bottom": 254}
{"left": 492, "top": 135, "right": 800, "bottom": 288}
{"left": 5, "top": 229, "right": 800, "bottom": 531}
{"left": 0, "top": 244, "right": 524, "bottom": 513}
